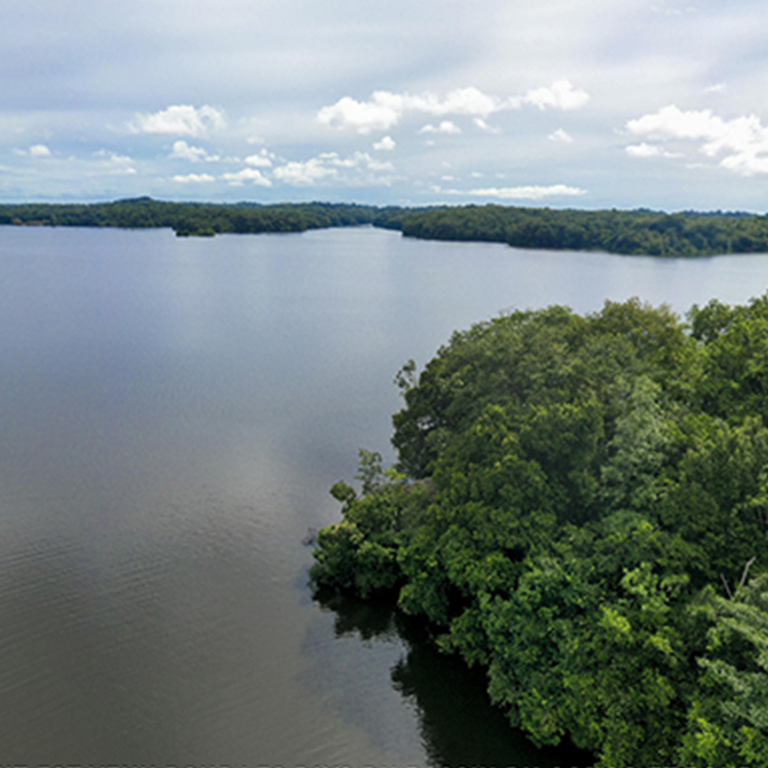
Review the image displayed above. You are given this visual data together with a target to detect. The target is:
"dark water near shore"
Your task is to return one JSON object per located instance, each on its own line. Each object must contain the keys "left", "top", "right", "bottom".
{"left": 0, "top": 224, "right": 766, "bottom": 766}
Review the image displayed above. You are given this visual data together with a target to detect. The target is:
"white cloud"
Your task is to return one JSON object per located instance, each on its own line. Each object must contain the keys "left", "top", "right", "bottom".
{"left": 720, "top": 153, "right": 768, "bottom": 175}
{"left": 627, "top": 106, "right": 725, "bottom": 141}
{"left": 627, "top": 105, "right": 768, "bottom": 175}
{"left": 430, "top": 87, "right": 502, "bottom": 118}
{"left": 626, "top": 142, "right": 663, "bottom": 157}
{"left": 317, "top": 81, "right": 586, "bottom": 134}
{"left": 548, "top": 128, "right": 574, "bottom": 143}
{"left": 273, "top": 151, "right": 394, "bottom": 187}
{"left": 16, "top": 144, "right": 53, "bottom": 157}
{"left": 273, "top": 158, "right": 338, "bottom": 186}
{"left": 221, "top": 167, "right": 272, "bottom": 186}
{"left": 419, "top": 121, "right": 461, "bottom": 135}
{"left": 453, "top": 184, "right": 587, "bottom": 200}
{"left": 514, "top": 80, "right": 590, "bottom": 111}
{"left": 473, "top": 118, "right": 500, "bottom": 134}
{"left": 319, "top": 151, "right": 394, "bottom": 172}
{"left": 244, "top": 149, "right": 273, "bottom": 168}
{"left": 170, "top": 140, "right": 209, "bottom": 162}
{"left": 172, "top": 173, "right": 215, "bottom": 183}
{"left": 317, "top": 94, "right": 402, "bottom": 134}
{"left": 625, "top": 142, "right": 680, "bottom": 158}
{"left": 29, "top": 144, "right": 51, "bottom": 157}
{"left": 373, "top": 135, "right": 396, "bottom": 151}
{"left": 94, "top": 150, "right": 137, "bottom": 175}
{"left": 132, "top": 105, "right": 226, "bottom": 137}
{"left": 317, "top": 87, "right": 497, "bottom": 134}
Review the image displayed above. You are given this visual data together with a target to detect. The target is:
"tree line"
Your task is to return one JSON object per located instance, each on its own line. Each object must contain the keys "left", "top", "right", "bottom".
{"left": 311, "top": 294, "right": 768, "bottom": 767}
{"left": 2, "top": 197, "right": 768, "bottom": 255}
{"left": 395, "top": 204, "right": 768, "bottom": 256}
{"left": 0, "top": 198, "right": 377, "bottom": 237}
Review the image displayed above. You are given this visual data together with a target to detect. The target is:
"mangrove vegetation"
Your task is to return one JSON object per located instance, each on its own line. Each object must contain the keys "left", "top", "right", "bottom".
{"left": 311, "top": 294, "right": 768, "bottom": 767}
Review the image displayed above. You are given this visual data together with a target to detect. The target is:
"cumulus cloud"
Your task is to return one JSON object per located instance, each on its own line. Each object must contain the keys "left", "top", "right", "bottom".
{"left": 169, "top": 140, "right": 211, "bottom": 162}
{"left": 548, "top": 128, "right": 574, "bottom": 143}
{"left": 317, "top": 94, "right": 403, "bottom": 134}
{"left": 373, "top": 135, "right": 396, "bottom": 151}
{"left": 273, "top": 158, "right": 337, "bottom": 186}
{"left": 244, "top": 149, "right": 274, "bottom": 168}
{"left": 273, "top": 151, "right": 394, "bottom": 187}
{"left": 16, "top": 144, "right": 52, "bottom": 157}
{"left": 627, "top": 105, "right": 768, "bottom": 175}
{"left": 317, "top": 87, "right": 497, "bottom": 133}
{"left": 29, "top": 144, "right": 52, "bottom": 157}
{"left": 221, "top": 168, "right": 272, "bottom": 186}
{"left": 172, "top": 173, "right": 215, "bottom": 183}
{"left": 431, "top": 87, "right": 501, "bottom": 117}
{"left": 513, "top": 80, "right": 590, "bottom": 111}
{"left": 318, "top": 81, "right": 587, "bottom": 134}
{"left": 626, "top": 142, "right": 664, "bottom": 157}
{"left": 132, "top": 105, "right": 226, "bottom": 137}
{"left": 455, "top": 184, "right": 587, "bottom": 200}
{"left": 94, "top": 150, "right": 137, "bottom": 175}
{"left": 625, "top": 142, "right": 680, "bottom": 158}
{"left": 419, "top": 121, "right": 461, "bottom": 135}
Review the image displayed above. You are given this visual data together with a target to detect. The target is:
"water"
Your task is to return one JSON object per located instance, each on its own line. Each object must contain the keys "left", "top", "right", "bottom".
{"left": 0, "top": 224, "right": 766, "bottom": 765}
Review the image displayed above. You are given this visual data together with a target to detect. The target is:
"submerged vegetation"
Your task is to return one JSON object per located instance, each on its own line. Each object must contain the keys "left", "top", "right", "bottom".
{"left": 311, "top": 295, "right": 768, "bottom": 767}
{"left": 2, "top": 197, "right": 768, "bottom": 256}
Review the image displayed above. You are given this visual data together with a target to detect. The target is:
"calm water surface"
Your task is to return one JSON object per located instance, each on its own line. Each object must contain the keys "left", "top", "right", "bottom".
{"left": 0, "top": 225, "right": 767, "bottom": 766}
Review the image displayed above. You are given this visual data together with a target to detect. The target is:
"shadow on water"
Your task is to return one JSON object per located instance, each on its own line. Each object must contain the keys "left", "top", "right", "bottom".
{"left": 313, "top": 587, "right": 594, "bottom": 768}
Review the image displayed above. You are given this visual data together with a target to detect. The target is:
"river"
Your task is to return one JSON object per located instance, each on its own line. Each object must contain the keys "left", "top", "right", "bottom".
{"left": 0, "top": 224, "right": 766, "bottom": 766}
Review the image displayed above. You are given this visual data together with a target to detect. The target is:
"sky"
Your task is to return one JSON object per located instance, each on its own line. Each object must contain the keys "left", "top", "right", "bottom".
{"left": 2, "top": 0, "right": 768, "bottom": 211}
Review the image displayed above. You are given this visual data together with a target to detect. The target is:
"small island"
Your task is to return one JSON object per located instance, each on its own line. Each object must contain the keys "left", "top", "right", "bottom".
{"left": 311, "top": 295, "right": 768, "bottom": 767}
{"left": 2, "top": 197, "right": 768, "bottom": 256}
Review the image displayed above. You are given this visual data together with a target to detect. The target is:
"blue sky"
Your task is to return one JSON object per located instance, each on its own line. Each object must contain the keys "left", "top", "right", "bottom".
{"left": 3, "top": 0, "right": 768, "bottom": 211}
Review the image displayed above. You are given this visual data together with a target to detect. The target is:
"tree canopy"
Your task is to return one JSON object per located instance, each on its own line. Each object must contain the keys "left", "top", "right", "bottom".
{"left": 311, "top": 294, "right": 768, "bottom": 767}
{"left": 396, "top": 205, "right": 768, "bottom": 256}
{"left": 2, "top": 197, "right": 768, "bottom": 255}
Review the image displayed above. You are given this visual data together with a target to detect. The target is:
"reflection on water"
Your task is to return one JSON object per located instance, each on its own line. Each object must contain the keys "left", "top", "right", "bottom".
{"left": 313, "top": 588, "right": 593, "bottom": 768}
{"left": 1, "top": 225, "right": 767, "bottom": 764}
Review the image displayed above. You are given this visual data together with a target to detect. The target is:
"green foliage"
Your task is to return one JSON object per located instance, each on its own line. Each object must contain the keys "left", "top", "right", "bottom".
{"left": 399, "top": 204, "right": 768, "bottom": 256}
{"left": 0, "top": 198, "right": 378, "bottom": 236}
{"left": 3, "top": 198, "right": 768, "bottom": 256}
{"left": 312, "top": 295, "right": 768, "bottom": 765}
{"left": 681, "top": 576, "right": 768, "bottom": 766}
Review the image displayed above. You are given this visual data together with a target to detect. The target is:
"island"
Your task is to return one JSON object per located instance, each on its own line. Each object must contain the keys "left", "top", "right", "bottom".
{"left": 2, "top": 197, "right": 768, "bottom": 256}
{"left": 311, "top": 295, "right": 768, "bottom": 768}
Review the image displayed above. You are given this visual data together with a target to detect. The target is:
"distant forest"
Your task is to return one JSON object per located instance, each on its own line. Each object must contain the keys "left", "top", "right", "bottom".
{"left": 2, "top": 197, "right": 768, "bottom": 256}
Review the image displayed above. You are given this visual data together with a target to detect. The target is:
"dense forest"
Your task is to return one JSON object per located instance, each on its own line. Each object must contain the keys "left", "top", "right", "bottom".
{"left": 0, "top": 198, "right": 377, "bottom": 237}
{"left": 397, "top": 204, "right": 768, "bottom": 256}
{"left": 311, "top": 295, "right": 768, "bottom": 767}
{"left": 2, "top": 197, "right": 768, "bottom": 256}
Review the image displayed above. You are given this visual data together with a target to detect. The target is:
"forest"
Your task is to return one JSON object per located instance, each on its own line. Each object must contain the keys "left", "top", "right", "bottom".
{"left": 394, "top": 204, "right": 768, "bottom": 256}
{"left": 311, "top": 294, "right": 768, "bottom": 767}
{"left": 2, "top": 197, "right": 768, "bottom": 256}
{"left": 0, "top": 198, "right": 377, "bottom": 237}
